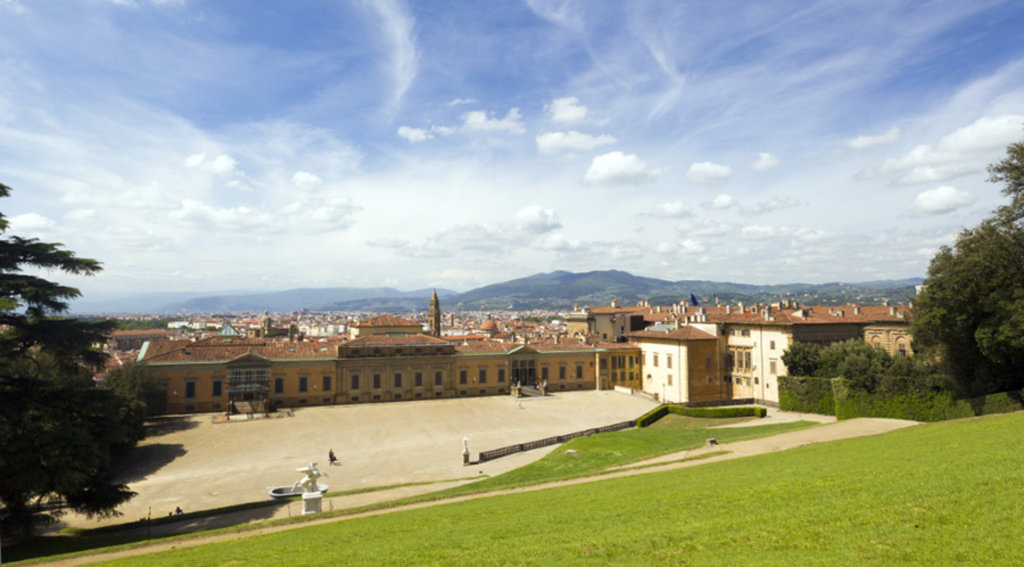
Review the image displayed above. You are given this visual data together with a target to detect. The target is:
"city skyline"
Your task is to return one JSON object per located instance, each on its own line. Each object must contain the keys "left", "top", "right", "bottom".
{"left": 2, "top": 1, "right": 1024, "bottom": 299}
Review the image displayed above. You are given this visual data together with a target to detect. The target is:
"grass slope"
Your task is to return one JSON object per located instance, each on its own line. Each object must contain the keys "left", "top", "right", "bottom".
{"left": 83, "top": 412, "right": 1024, "bottom": 565}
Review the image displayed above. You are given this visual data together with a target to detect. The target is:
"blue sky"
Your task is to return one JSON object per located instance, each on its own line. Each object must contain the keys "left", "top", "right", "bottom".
{"left": 2, "top": 0, "right": 1024, "bottom": 298}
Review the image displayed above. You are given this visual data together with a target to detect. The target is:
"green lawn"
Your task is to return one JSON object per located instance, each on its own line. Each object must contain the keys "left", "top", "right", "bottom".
{"left": 430, "top": 417, "right": 817, "bottom": 497}
{"left": 82, "top": 412, "right": 1024, "bottom": 565}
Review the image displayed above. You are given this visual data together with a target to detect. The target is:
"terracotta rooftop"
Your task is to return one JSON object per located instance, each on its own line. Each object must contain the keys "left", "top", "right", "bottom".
{"left": 352, "top": 314, "right": 422, "bottom": 328}
{"left": 630, "top": 327, "right": 718, "bottom": 341}
{"left": 140, "top": 337, "right": 343, "bottom": 363}
{"left": 341, "top": 333, "right": 450, "bottom": 347}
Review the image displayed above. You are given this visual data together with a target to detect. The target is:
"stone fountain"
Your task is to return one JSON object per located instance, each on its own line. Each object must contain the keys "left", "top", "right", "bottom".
{"left": 268, "top": 461, "right": 329, "bottom": 499}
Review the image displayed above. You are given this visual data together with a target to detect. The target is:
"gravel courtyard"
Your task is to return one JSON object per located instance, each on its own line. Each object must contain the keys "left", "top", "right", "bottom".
{"left": 59, "top": 390, "right": 661, "bottom": 530}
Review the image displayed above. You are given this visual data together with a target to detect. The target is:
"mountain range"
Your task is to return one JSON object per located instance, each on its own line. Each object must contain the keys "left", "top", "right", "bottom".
{"left": 70, "top": 270, "right": 923, "bottom": 314}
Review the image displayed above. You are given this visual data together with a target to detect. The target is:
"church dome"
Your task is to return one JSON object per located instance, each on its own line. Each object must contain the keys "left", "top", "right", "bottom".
{"left": 479, "top": 319, "right": 498, "bottom": 332}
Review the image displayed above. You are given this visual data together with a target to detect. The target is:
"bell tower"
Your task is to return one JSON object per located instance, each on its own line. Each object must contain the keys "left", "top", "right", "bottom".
{"left": 428, "top": 289, "right": 441, "bottom": 337}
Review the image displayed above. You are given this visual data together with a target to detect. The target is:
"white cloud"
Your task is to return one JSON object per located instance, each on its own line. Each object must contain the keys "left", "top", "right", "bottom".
{"left": 539, "top": 233, "right": 580, "bottom": 251}
{"left": 546, "top": 97, "right": 588, "bottom": 122}
{"left": 845, "top": 127, "right": 900, "bottom": 149}
{"left": 751, "top": 152, "right": 780, "bottom": 170}
{"left": 583, "top": 151, "right": 662, "bottom": 185}
{"left": 184, "top": 153, "right": 238, "bottom": 175}
{"left": 362, "top": 0, "right": 419, "bottom": 109}
{"left": 686, "top": 161, "right": 732, "bottom": 184}
{"left": 397, "top": 126, "right": 432, "bottom": 142}
{"left": 461, "top": 108, "right": 526, "bottom": 134}
{"left": 536, "top": 130, "right": 616, "bottom": 154}
{"left": 292, "top": 171, "right": 322, "bottom": 188}
{"left": 516, "top": 206, "right": 562, "bottom": 233}
{"left": 649, "top": 201, "right": 693, "bottom": 218}
{"left": 743, "top": 195, "right": 800, "bottom": 215}
{"left": 907, "top": 185, "right": 975, "bottom": 216}
{"left": 448, "top": 98, "right": 477, "bottom": 106}
{"left": 679, "top": 239, "right": 705, "bottom": 254}
{"left": 9, "top": 212, "right": 55, "bottom": 234}
{"left": 877, "top": 115, "right": 1024, "bottom": 184}
{"left": 710, "top": 194, "right": 737, "bottom": 209}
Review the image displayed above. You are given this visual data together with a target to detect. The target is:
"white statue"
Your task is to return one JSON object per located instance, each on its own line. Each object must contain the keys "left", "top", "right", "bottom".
{"left": 462, "top": 436, "right": 469, "bottom": 455}
{"left": 292, "top": 461, "right": 328, "bottom": 493}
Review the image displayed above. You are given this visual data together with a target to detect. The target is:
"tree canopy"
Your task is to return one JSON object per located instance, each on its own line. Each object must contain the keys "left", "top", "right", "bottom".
{"left": 0, "top": 183, "right": 139, "bottom": 538}
{"left": 911, "top": 131, "right": 1024, "bottom": 397}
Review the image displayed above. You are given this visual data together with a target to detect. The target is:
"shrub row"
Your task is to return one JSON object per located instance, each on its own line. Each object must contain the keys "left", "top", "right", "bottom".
{"left": 833, "top": 381, "right": 1024, "bottom": 422}
{"left": 778, "top": 375, "right": 835, "bottom": 415}
{"left": 636, "top": 404, "right": 766, "bottom": 427}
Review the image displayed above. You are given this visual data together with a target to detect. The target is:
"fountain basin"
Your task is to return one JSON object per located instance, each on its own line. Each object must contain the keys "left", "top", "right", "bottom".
{"left": 268, "top": 484, "right": 328, "bottom": 499}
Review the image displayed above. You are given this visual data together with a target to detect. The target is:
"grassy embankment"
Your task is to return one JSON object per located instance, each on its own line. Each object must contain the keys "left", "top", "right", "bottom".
{"left": 74, "top": 412, "right": 1024, "bottom": 566}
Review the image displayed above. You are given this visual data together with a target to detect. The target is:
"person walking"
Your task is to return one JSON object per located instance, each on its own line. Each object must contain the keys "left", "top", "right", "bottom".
{"left": 329, "top": 449, "right": 338, "bottom": 466}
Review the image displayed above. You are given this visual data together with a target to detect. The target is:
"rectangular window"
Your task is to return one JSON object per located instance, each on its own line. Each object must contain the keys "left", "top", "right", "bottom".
{"left": 478, "top": 368, "right": 487, "bottom": 384}
{"left": 185, "top": 381, "right": 195, "bottom": 398}
{"left": 628, "top": 356, "right": 634, "bottom": 369}
{"left": 351, "top": 374, "right": 360, "bottom": 390}
{"left": 744, "top": 352, "right": 752, "bottom": 369}
{"left": 459, "top": 370, "right": 467, "bottom": 384}
{"left": 299, "top": 377, "right": 308, "bottom": 393}
{"left": 653, "top": 353, "right": 659, "bottom": 367}
{"left": 498, "top": 368, "right": 505, "bottom": 383}
{"left": 275, "top": 378, "right": 284, "bottom": 394}
{"left": 212, "top": 380, "right": 222, "bottom": 397}
{"left": 542, "top": 367, "right": 549, "bottom": 380}
{"left": 373, "top": 374, "right": 381, "bottom": 389}
{"left": 559, "top": 366, "right": 566, "bottom": 380}
{"left": 667, "top": 374, "right": 672, "bottom": 386}
{"left": 394, "top": 373, "right": 402, "bottom": 388}
{"left": 667, "top": 354, "right": 672, "bottom": 369}
{"left": 322, "top": 375, "right": 331, "bottom": 391}
{"left": 770, "top": 361, "right": 777, "bottom": 375}
{"left": 706, "top": 355, "right": 712, "bottom": 370}
{"left": 770, "top": 340, "right": 776, "bottom": 350}
{"left": 435, "top": 371, "right": 443, "bottom": 386}
{"left": 742, "top": 329, "right": 751, "bottom": 337}
{"left": 576, "top": 365, "right": 583, "bottom": 379}
{"left": 415, "top": 372, "right": 423, "bottom": 387}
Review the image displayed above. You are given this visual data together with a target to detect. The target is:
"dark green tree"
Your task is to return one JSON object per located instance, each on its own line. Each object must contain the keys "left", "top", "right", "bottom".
{"left": 911, "top": 133, "right": 1024, "bottom": 397}
{"left": 780, "top": 341, "right": 823, "bottom": 377}
{"left": 102, "top": 362, "right": 167, "bottom": 429}
{"left": 0, "top": 183, "right": 136, "bottom": 538}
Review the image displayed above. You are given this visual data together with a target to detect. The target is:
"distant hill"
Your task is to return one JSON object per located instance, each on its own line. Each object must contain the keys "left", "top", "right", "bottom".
{"left": 446, "top": 270, "right": 923, "bottom": 310}
{"left": 69, "top": 271, "right": 923, "bottom": 314}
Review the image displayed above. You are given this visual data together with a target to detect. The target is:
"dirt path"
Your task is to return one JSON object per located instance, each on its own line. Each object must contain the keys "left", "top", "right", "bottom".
{"left": 37, "top": 416, "right": 917, "bottom": 566}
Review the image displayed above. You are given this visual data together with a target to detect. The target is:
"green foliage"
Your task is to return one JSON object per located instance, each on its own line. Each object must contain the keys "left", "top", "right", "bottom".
{"left": 832, "top": 376, "right": 1024, "bottom": 422}
{"left": 636, "top": 404, "right": 765, "bottom": 426}
{"left": 778, "top": 376, "right": 835, "bottom": 414}
{"left": 115, "top": 318, "right": 175, "bottom": 330}
{"left": 912, "top": 133, "right": 1024, "bottom": 397}
{"left": 0, "top": 184, "right": 139, "bottom": 539}
{"left": 102, "top": 362, "right": 167, "bottom": 422}
{"left": 781, "top": 341, "right": 822, "bottom": 377}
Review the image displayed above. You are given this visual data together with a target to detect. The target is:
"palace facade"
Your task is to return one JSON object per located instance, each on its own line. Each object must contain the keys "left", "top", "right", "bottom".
{"left": 138, "top": 298, "right": 911, "bottom": 414}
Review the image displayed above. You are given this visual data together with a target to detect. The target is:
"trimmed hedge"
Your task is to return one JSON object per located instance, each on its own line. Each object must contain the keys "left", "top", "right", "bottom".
{"left": 832, "top": 379, "right": 1024, "bottom": 422}
{"left": 778, "top": 376, "right": 835, "bottom": 415}
{"left": 636, "top": 404, "right": 766, "bottom": 427}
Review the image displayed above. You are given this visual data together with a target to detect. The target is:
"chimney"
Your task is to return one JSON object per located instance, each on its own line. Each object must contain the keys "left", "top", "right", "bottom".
{"left": 853, "top": 305, "right": 861, "bottom": 315}
{"left": 726, "top": 305, "right": 732, "bottom": 315}
{"left": 889, "top": 306, "right": 897, "bottom": 316}
{"left": 737, "top": 301, "right": 744, "bottom": 313}
{"left": 611, "top": 299, "right": 618, "bottom": 308}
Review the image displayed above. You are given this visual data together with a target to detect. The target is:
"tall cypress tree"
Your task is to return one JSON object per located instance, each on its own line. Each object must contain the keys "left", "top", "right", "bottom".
{"left": 0, "top": 183, "right": 136, "bottom": 539}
